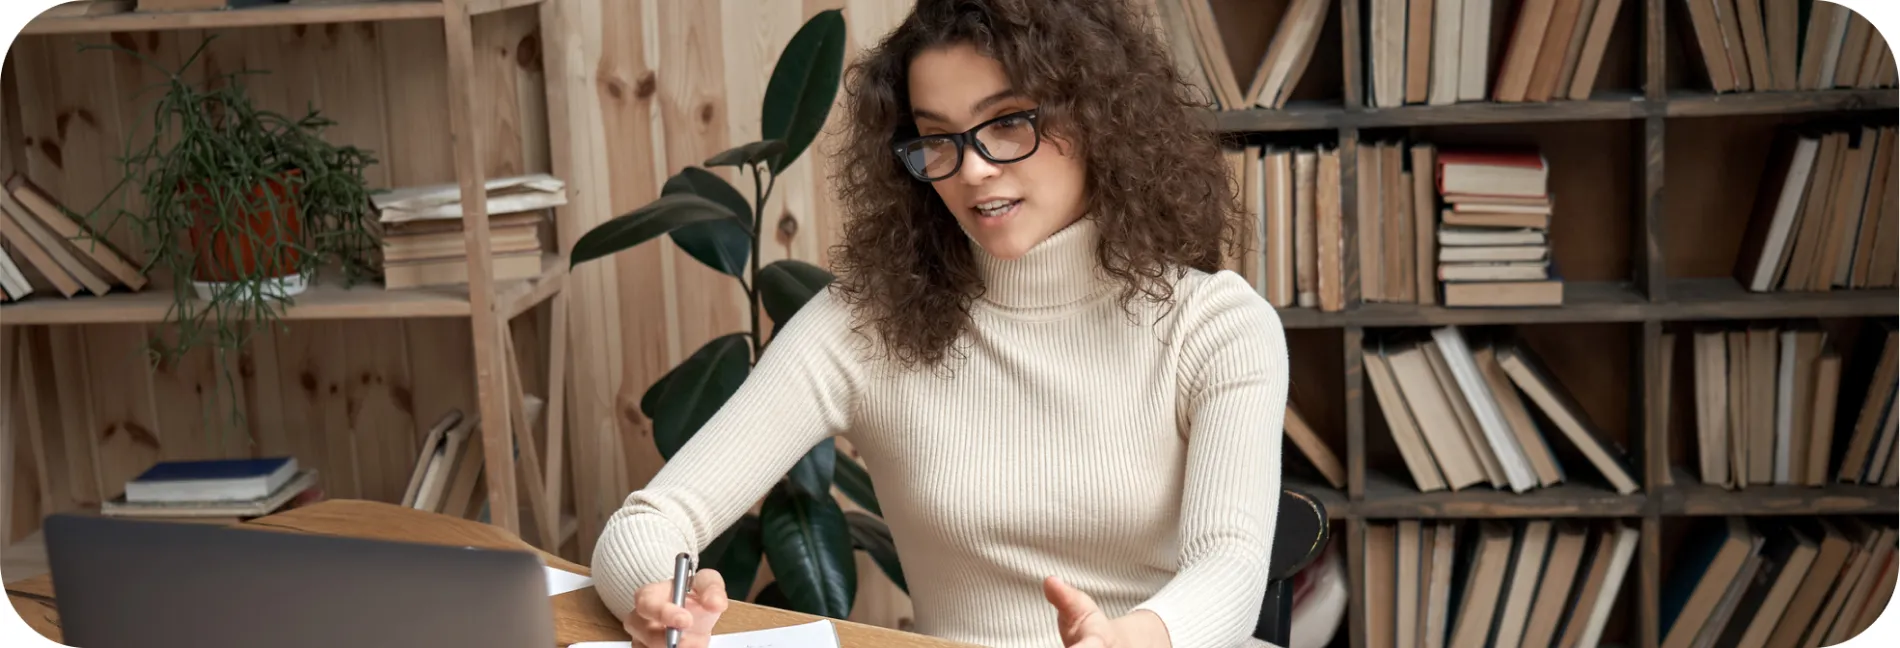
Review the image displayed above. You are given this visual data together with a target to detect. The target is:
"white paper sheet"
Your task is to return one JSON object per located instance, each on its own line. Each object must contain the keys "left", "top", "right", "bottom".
{"left": 545, "top": 565, "right": 595, "bottom": 597}
{"left": 568, "top": 619, "right": 840, "bottom": 648}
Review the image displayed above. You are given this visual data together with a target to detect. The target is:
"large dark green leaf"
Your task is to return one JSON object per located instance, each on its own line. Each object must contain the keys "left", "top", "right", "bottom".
{"left": 753, "top": 581, "right": 790, "bottom": 608}
{"left": 570, "top": 193, "right": 740, "bottom": 267}
{"left": 846, "top": 511, "right": 907, "bottom": 594}
{"left": 702, "top": 514, "right": 763, "bottom": 601}
{"left": 787, "top": 438, "right": 836, "bottom": 500}
{"left": 760, "top": 483, "right": 856, "bottom": 618}
{"left": 661, "top": 168, "right": 753, "bottom": 277}
{"left": 760, "top": 10, "right": 846, "bottom": 173}
{"left": 703, "top": 140, "right": 787, "bottom": 169}
{"left": 757, "top": 260, "right": 835, "bottom": 327}
{"left": 642, "top": 333, "right": 751, "bottom": 459}
{"left": 833, "top": 456, "right": 881, "bottom": 517}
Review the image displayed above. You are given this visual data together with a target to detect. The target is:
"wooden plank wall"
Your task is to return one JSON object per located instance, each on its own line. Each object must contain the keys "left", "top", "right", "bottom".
{"left": 539, "top": 0, "right": 917, "bottom": 628}
{"left": 0, "top": 6, "right": 553, "bottom": 539}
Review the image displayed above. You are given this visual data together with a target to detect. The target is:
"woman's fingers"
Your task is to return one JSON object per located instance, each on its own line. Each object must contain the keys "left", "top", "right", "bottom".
{"left": 621, "top": 613, "right": 664, "bottom": 647}
{"left": 691, "top": 569, "right": 729, "bottom": 613}
{"left": 627, "top": 569, "right": 729, "bottom": 646}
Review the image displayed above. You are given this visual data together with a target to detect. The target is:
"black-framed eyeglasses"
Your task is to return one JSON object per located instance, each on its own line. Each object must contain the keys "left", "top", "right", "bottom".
{"left": 891, "top": 108, "right": 1041, "bottom": 182}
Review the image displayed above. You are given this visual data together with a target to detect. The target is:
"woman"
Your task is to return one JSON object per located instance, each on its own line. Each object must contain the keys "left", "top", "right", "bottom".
{"left": 593, "top": 1, "right": 1289, "bottom": 646}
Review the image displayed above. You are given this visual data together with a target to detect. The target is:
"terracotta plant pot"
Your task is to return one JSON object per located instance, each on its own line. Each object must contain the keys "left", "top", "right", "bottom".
{"left": 183, "top": 169, "right": 308, "bottom": 299}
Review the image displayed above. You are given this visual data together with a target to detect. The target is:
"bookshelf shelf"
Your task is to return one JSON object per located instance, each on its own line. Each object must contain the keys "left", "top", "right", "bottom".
{"left": 1209, "top": 89, "right": 1899, "bottom": 133}
{"left": 0, "top": 254, "right": 563, "bottom": 326}
{"left": 1287, "top": 477, "right": 1352, "bottom": 516}
{"left": 1356, "top": 474, "right": 1646, "bottom": 519}
{"left": 1274, "top": 280, "right": 1896, "bottom": 330}
{"left": 21, "top": 0, "right": 543, "bottom": 36}
{"left": 1651, "top": 278, "right": 1899, "bottom": 322}
{"left": 21, "top": 1, "right": 450, "bottom": 35}
{"left": 1661, "top": 88, "right": 1900, "bottom": 119}
{"left": 1279, "top": 281, "right": 1647, "bottom": 329}
{"left": 1659, "top": 480, "right": 1900, "bottom": 517}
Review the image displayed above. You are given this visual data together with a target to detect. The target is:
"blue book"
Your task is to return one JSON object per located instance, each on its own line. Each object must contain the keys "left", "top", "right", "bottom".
{"left": 124, "top": 457, "right": 300, "bottom": 504}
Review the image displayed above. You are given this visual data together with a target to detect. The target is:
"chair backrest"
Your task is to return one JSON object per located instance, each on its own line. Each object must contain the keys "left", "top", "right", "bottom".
{"left": 1254, "top": 488, "right": 1333, "bottom": 645}
{"left": 1269, "top": 488, "right": 1329, "bottom": 581}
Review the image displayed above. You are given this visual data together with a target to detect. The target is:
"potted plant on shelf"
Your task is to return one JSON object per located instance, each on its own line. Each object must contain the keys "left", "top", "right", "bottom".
{"left": 87, "top": 36, "right": 379, "bottom": 428}
{"left": 568, "top": 10, "right": 904, "bottom": 620}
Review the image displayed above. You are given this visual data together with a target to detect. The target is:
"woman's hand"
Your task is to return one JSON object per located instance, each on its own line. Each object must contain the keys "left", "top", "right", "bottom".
{"left": 624, "top": 569, "right": 729, "bottom": 648}
{"left": 1042, "top": 577, "right": 1173, "bottom": 648}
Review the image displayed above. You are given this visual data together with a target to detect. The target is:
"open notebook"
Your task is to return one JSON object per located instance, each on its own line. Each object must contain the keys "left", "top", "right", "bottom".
{"left": 570, "top": 619, "right": 840, "bottom": 648}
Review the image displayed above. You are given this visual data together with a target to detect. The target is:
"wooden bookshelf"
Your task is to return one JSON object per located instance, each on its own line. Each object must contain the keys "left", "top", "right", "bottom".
{"left": 18, "top": 0, "right": 539, "bottom": 35}
{"left": 0, "top": 0, "right": 569, "bottom": 550}
{"left": 1193, "top": 1, "right": 1900, "bottom": 648}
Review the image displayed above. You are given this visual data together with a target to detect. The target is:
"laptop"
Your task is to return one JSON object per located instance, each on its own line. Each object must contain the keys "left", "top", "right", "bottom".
{"left": 41, "top": 513, "right": 556, "bottom": 648}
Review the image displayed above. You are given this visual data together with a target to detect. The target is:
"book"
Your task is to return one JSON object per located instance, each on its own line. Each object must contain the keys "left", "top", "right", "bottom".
{"left": 123, "top": 458, "right": 300, "bottom": 504}
{"left": 104, "top": 470, "right": 318, "bottom": 519}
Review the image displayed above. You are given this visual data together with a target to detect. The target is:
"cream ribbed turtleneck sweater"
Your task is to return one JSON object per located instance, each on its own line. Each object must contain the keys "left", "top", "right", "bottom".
{"left": 592, "top": 217, "right": 1289, "bottom": 648}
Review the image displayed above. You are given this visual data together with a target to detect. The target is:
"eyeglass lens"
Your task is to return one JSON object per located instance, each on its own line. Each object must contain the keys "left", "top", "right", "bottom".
{"left": 901, "top": 114, "right": 1038, "bottom": 179}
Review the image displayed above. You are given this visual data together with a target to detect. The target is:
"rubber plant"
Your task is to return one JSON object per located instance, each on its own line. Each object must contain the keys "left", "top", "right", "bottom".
{"left": 568, "top": 10, "right": 903, "bottom": 619}
{"left": 88, "top": 36, "right": 379, "bottom": 433}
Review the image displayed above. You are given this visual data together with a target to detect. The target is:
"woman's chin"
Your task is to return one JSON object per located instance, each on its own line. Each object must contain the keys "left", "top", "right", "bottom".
{"left": 971, "top": 234, "right": 1038, "bottom": 261}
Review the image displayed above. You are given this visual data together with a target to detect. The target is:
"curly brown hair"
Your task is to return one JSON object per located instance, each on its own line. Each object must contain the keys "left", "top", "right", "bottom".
{"left": 825, "top": 0, "right": 1242, "bottom": 368}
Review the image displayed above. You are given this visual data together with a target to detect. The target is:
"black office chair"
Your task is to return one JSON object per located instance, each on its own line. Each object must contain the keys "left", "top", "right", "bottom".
{"left": 1252, "top": 488, "right": 1331, "bottom": 646}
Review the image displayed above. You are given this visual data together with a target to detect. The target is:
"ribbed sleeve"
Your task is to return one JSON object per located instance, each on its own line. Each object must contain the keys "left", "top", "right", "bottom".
{"left": 1131, "top": 272, "right": 1289, "bottom": 648}
{"left": 590, "top": 290, "right": 861, "bottom": 620}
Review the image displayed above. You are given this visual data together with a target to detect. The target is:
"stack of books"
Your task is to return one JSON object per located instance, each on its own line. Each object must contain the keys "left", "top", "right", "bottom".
{"left": 101, "top": 457, "right": 320, "bottom": 524}
{"left": 1363, "top": 325, "right": 1638, "bottom": 495}
{"left": 1662, "top": 516, "right": 1897, "bottom": 648}
{"left": 1681, "top": 0, "right": 1894, "bottom": 94}
{"left": 1365, "top": 0, "right": 1626, "bottom": 107}
{"left": 371, "top": 173, "right": 564, "bottom": 290}
{"left": 0, "top": 175, "right": 147, "bottom": 303}
{"left": 1362, "top": 518, "right": 1639, "bottom": 648}
{"left": 1433, "top": 149, "right": 1563, "bottom": 307}
{"left": 1734, "top": 122, "right": 1896, "bottom": 293}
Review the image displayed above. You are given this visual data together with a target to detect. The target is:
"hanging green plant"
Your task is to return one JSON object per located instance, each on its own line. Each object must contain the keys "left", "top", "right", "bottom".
{"left": 84, "top": 35, "right": 380, "bottom": 435}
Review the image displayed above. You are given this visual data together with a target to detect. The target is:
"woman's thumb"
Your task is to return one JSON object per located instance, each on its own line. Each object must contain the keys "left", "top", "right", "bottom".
{"left": 1043, "top": 576, "right": 1100, "bottom": 626}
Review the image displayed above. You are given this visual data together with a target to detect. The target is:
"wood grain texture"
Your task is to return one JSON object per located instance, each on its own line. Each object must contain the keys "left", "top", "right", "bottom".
{"left": 2, "top": 0, "right": 551, "bottom": 539}
{"left": 2, "top": 499, "right": 978, "bottom": 647}
{"left": 443, "top": 0, "right": 519, "bottom": 536}
{"left": 1343, "top": 326, "right": 1367, "bottom": 499}
{"left": 1641, "top": 514, "right": 1660, "bottom": 648}
{"left": 1359, "top": 473, "right": 1646, "bottom": 518}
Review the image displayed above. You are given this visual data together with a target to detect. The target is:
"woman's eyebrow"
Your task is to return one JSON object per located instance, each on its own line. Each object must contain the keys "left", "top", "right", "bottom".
{"left": 910, "top": 88, "right": 1022, "bottom": 123}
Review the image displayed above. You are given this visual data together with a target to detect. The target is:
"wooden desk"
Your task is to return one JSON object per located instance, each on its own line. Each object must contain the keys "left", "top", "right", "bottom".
{"left": 3, "top": 500, "right": 974, "bottom": 648}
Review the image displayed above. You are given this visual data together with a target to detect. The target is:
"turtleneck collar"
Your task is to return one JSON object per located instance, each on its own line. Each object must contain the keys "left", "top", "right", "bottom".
{"left": 970, "top": 217, "right": 1114, "bottom": 314}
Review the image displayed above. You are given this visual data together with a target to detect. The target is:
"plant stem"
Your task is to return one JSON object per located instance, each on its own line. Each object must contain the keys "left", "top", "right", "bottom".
{"left": 749, "top": 163, "right": 767, "bottom": 359}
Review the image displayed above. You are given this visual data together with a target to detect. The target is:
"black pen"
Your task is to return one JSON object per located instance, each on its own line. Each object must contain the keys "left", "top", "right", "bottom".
{"left": 667, "top": 552, "right": 693, "bottom": 648}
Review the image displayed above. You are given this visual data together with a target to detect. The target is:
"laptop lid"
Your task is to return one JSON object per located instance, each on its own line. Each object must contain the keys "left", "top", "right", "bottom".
{"left": 42, "top": 513, "right": 556, "bottom": 648}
